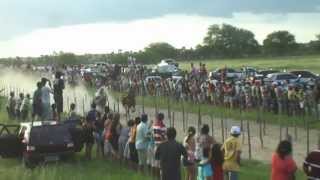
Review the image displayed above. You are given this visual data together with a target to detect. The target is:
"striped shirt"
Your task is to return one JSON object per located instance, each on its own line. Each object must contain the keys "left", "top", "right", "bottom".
{"left": 304, "top": 150, "right": 320, "bottom": 180}
{"left": 152, "top": 120, "right": 166, "bottom": 145}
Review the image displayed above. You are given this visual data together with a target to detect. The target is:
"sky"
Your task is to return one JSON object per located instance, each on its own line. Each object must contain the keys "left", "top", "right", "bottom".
{"left": 0, "top": 0, "right": 320, "bottom": 57}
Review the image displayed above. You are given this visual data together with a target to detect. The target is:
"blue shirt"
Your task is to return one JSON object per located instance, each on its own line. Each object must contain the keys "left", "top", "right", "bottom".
{"left": 135, "top": 122, "right": 149, "bottom": 150}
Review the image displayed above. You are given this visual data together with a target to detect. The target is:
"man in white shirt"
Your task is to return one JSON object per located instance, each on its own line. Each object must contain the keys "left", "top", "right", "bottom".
{"left": 41, "top": 78, "right": 52, "bottom": 121}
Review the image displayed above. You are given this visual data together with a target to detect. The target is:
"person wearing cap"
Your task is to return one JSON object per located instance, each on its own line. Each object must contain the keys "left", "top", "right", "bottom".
{"left": 135, "top": 114, "right": 149, "bottom": 173}
{"left": 222, "top": 126, "right": 242, "bottom": 180}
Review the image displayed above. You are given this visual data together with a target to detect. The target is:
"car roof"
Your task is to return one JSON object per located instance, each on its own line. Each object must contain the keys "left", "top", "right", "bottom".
{"left": 21, "top": 121, "right": 58, "bottom": 127}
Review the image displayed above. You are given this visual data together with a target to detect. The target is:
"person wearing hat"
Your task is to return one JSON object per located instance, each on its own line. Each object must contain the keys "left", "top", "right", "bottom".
{"left": 222, "top": 126, "right": 242, "bottom": 180}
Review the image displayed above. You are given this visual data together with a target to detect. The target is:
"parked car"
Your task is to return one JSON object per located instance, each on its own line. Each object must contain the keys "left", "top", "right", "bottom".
{"left": 255, "top": 70, "right": 280, "bottom": 80}
{"left": 290, "top": 70, "right": 319, "bottom": 83}
{"left": 0, "top": 121, "right": 84, "bottom": 168}
{"left": 160, "top": 59, "right": 178, "bottom": 67}
{"left": 263, "top": 73, "right": 298, "bottom": 85}
{"left": 209, "top": 68, "right": 243, "bottom": 80}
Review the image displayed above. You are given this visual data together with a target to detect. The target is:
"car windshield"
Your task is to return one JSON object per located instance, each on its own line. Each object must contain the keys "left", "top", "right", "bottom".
{"left": 277, "top": 74, "right": 297, "bottom": 80}
{"left": 29, "top": 125, "right": 71, "bottom": 146}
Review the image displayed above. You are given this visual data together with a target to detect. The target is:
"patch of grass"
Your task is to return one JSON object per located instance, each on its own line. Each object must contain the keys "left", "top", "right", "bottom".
{"left": 179, "top": 55, "right": 320, "bottom": 73}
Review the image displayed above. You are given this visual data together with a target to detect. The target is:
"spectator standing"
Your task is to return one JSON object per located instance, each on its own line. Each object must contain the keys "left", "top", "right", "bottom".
{"left": 15, "top": 93, "right": 24, "bottom": 120}
{"left": 197, "top": 148, "right": 213, "bottom": 180}
{"left": 222, "top": 126, "right": 242, "bottom": 180}
{"left": 271, "top": 140, "right": 297, "bottom": 180}
{"left": 152, "top": 113, "right": 167, "bottom": 176}
{"left": 303, "top": 138, "right": 320, "bottom": 180}
{"left": 118, "top": 120, "right": 131, "bottom": 160}
{"left": 84, "top": 103, "right": 98, "bottom": 160}
{"left": 196, "top": 124, "right": 216, "bottom": 161}
{"left": 135, "top": 114, "right": 149, "bottom": 172}
{"left": 6, "top": 92, "right": 16, "bottom": 119}
{"left": 41, "top": 78, "right": 52, "bottom": 121}
{"left": 211, "top": 143, "right": 224, "bottom": 180}
{"left": 183, "top": 126, "right": 197, "bottom": 180}
{"left": 128, "top": 117, "right": 140, "bottom": 168}
{"left": 155, "top": 127, "right": 188, "bottom": 180}
{"left": 20, "top": 94, "right": 31, "bottom": 121}
{"left": 53, "top": 71, "right": 65, "bottom": 121}
{"left": 32, "top": 82, "right": 43, "bottom": 121}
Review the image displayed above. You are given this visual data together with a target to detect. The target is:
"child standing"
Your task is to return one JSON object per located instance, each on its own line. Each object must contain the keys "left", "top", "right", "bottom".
{"left": 183, "top": 127, "right": 196, "bottom": 180}
{"left": 211, "top": 144, "right": 224, "bottom": 180}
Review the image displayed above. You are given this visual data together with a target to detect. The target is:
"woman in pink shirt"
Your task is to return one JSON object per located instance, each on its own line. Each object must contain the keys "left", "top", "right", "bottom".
{"left": 271, "top": 140, "right": 297, "bottom": 180}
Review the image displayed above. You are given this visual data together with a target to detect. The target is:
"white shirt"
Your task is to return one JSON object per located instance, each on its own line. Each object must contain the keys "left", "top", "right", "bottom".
{"left": 41, "top": 86, "right": 51, "bottom": 105}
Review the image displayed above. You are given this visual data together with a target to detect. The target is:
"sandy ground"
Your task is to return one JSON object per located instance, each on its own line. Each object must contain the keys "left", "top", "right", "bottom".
{"left": 113, "top": 96, "right": 320, "bottom": 167}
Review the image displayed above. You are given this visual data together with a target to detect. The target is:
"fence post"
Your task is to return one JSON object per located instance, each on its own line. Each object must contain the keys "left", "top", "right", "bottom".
{"left": 182, "top": 101, "right": 185, "bottom": 132}
{"left": 117, "top": 96, "right": 120, "bottom": 113}
{"left": 211, "top": 113, "right": 214, "bottom": 137}
{"left": 198, "top": 105, "right": 201, "bottom": 132}
{"left": 247, "top": 120, "right": 252, "bottom": 160}
{"left": 221, "top": 112, "right": 225, "bottom": 142}
{"left": 306, "top": 116, "right": 310, "bottom": 155}
{"left": 172, "top": 112, "right": 175, "bottom": 128}
{"left": 258, "top": 108, "right": 264, "bottom": 148}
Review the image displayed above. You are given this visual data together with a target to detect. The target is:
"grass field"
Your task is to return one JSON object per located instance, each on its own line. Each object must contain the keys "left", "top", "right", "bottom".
{"left": 178, "top": 55, "right": 320, "bottom": 73}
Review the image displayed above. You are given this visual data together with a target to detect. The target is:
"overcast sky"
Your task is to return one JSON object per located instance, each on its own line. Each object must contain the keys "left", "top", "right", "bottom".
{"left": 0, "top": 0, "right": 320, "bottom": 57}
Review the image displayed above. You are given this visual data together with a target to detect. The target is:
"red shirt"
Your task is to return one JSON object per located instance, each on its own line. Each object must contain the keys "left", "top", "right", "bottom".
{"left": 271, "top": 153, "right": 297, "bottom": 180}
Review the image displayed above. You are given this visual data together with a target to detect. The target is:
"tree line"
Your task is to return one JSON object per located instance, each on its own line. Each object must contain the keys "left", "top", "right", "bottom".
{"left": 1, "top": 23, "right": 320, "bottom": 65}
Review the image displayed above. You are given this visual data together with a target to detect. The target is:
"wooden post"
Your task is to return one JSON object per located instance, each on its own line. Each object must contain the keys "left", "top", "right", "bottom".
{"left": 211, "top": 113, "right": 214, "bottom": 137}
{"left": 258, "top": 108, "right": 264, "bottom": 148}
{"left": 117, "top": 96, "right": 120, "bottom": 113}
{"left": 82, "top": 98, "right": 85, "bottom": 116}
{"left": 172, "top": 112, "right": 175, "bottom": 128}
{"left": 247, "top": 120, "right": 252, "bottom": 160}
{"left": 221, "top": 112, "right": 225, "bottom": 142}
{"left": 278, "top": 114, "right": 282, "bottom": 141}
{"left": 142, "top": 93, "right": 145, "bottom": 113}
{"left": 182, "top": 101, "right": 186, "bottom": 132}
{"left": 306, "top": 116, "right": 310, "bottom": 154}
{"left": 294, "top": 117, "right": 298, "bottom": 141}
{"left": 168, "top": 97, "right": 171, "bottom": 127}
{"left": 240, "top": 106, "right": 245, "bottom": 144}
{"left": 198, "top": 105, "right": 201, "bottom": 131}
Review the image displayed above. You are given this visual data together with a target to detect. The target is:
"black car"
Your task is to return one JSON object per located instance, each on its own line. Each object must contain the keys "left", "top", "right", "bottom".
{"left": 0, "top": 121, "right": 84, "bottom": 168}
{"left": 290, "top": 70, "right": 319, "bottom": 82}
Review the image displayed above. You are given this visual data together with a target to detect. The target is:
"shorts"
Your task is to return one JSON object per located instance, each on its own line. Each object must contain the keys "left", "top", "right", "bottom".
{"left": 137, "top": 149, "right": 147, "bottom": 166}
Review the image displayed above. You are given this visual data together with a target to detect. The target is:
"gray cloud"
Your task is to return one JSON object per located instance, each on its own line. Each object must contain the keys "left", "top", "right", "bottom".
{"left": 0, "top": 0, "right": 319, "bottom": 40}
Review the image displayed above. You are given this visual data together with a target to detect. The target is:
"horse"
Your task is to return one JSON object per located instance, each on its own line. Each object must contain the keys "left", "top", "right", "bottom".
{"left": 121, "top": 88, "right": 136, "bottom": 115}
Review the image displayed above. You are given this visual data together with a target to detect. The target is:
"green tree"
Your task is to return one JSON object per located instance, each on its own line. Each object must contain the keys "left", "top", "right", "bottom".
{"left": 55, "top": 52, "right": 78, "bottom": 65}
{"left": 135, "top": 42, "right": 177, "bottom": 63}
{"left": 203, "top": 24, "right": 260, "bottom": 57}
{"left": 263, "top": 31, "right": 297, "bottom": 56}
